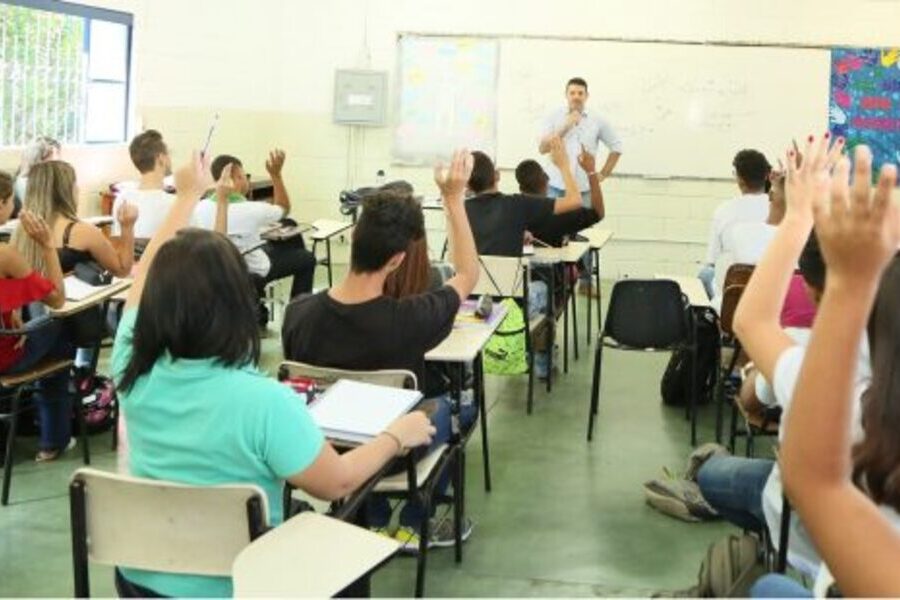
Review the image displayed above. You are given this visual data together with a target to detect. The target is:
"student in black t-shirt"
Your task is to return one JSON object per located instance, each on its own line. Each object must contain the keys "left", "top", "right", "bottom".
{"left": 515, "top": 149, "right": 605, "bottom": 248}
{"left": 282, "top": 150, "right": 480, "bottom": 552}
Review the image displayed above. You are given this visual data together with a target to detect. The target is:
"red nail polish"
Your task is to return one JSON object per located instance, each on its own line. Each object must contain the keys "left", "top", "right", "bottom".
{"left": 808, "top": 135, "right": 814, "bottom": 142}
{"left": 825, "top": 132, "right": 831, "bottom": 139}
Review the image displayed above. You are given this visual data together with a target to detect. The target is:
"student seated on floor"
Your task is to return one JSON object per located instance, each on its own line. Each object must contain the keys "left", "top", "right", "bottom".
{"left": 193, "top": 150, "right": 316, "bottom": 325}
{"left": 754, "top": 144, "right": 900, "bottom": 598}
{"left": 111, "top": 129, "right": 177, "bottom": 242}
{"left": 698, "top": 149, "right": 772, "bottom": 298}
{"left": 693, "top": 136, "right": 871, "bottom": 579}
{"left": 0, "top": 172, "right": 74, "bottom": 463}
{"left": 465, "top": 138, "right": 580, "bottom": 378}
{"left": 282, "top": 150, "right": 479, "bottom": 552}
{"left": 111, "top": 152, "right": 435, "bottom": 598}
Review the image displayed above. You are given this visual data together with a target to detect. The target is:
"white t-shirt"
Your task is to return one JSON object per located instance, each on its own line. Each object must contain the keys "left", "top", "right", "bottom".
{"left": 193, "top": 198, "right": 284, "bottom": 276}
{"left": 541, "top": 107, "right": 623, "bottom": 192}
{"left": 711, "top": 222, "right": 777, "bottom": 306}
{"left": 111, "top": 188, "right": 179, "bottom": 239}
{"left": 705, "top": 193, "right": 770, "bottom": 266}
{"left": 757, "top": 335, "right": 872, "bottom": 575}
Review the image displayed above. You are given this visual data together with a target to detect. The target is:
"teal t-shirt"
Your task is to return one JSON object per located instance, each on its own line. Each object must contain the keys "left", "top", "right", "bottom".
{"left": 111, "top": 309, "right": 324, "bottom": 598}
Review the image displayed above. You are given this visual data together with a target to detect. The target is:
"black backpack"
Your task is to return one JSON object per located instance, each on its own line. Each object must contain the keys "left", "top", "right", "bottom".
{"left": 660, "top": 307, "right": 720, "bottom": 407}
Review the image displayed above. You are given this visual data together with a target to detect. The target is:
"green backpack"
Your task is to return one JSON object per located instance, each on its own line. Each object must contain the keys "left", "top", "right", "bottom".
{"left": 484, "top": 298, "right": 528, "bottom": 375}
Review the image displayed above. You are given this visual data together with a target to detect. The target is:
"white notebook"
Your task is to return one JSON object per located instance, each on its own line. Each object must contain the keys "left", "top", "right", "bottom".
{"left": 309, "top": 379, "right": 423, "bottom": 445}
{"left": 64, "top": 275, "right": 107, "bottom": 301}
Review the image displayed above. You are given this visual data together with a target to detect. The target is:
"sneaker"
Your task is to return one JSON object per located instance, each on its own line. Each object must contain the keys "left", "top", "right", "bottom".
{"left": 35, "top": 437, "right": 77, "bottom": 463}
{"left": 684, "top": 443, "right": 729, "bottom": 482}
{"left": 643, "top": 476, "right": 719, "bottom": 522}
{"left": 428, "top": 514, "right": 474, "bottom": 548}
{"left": 393, "top": 525, "right": 422, "bottom": 555}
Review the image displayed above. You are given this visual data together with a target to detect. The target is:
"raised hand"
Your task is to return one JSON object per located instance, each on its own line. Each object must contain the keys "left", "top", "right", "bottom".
{"left": 434, "top": 149, "right": 474, "bottom": 203}
{"left": 174, "top": 151, "right": 214, "bottom": 200}
{"left": 265, "top": 149, "right": 286, "bottom": 178}
{"left": 784, "top": 133, "right": 844, "bottom": 222}
{"left": 116, "top": 200, "right": 139, "bottom": 229}
{"left": 578, "top": 144, "right": 596, "bottom": 174}
{"left": 19, "top": 210, "right": 53, "bottom": 248}
{"left": 548, "top": 136, "right": 570, "bottom": 169}
{"left": 814, "top": 145, "right": 900, "bottom": 288}
{"left": 215, "top": 162, "right": 236, "bottom": 201}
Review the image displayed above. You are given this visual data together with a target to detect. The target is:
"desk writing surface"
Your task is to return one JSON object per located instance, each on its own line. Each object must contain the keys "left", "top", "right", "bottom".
{"left": 50, "top": 279, "right": 132, "bottom": 318}
{"left": 531, "top": 241, "right": 590, "bottom": 264}
{"left": 231, "top": 512, "right": 399, "bottom": 598}
{"left": 425, "top": 302, "right": 508, "bottom": 363}
{"left": 655, "top": 274, "right": 711, "bottom": 308}
{"left": 579, "top": 228, "right": 614, "bottom": 250}
{"left": 311, "top": 219, "right": 353, "bottom": 240}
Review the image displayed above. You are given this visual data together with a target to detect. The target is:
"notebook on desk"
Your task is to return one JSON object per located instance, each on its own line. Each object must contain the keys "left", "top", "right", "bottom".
{"left": 260, "top": 222, "right": 313, "bottom": 242}
{"left": 64, "top": 275, "right": 110, "bottom": 301}
{"left": 308, "top": 379, "right": 423, "bottom": 445}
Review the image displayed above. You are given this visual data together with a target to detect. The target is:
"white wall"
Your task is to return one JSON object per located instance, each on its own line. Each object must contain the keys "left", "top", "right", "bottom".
{"left": 4, "top": 0, "right": 898, "bottom": 276}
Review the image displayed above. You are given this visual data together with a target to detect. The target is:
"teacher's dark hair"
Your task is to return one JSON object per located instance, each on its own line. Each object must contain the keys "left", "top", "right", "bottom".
{"left": 567, "top": 77, "right": 588, "bottom": 91}
{"left": 732, "top": 149, "right": 771, "bottom": 192}
{"left": 118, "top": 228, "right": 261, "bottom": 393}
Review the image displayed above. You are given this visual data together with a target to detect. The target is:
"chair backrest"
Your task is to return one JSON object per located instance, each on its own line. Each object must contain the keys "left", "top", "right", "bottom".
{"left": 719, "top": 282, "right": 747, "bottom": 335}
{"left": 278, "top": 361, "right": 417, "bottom": 391}
{"left": 723, "top": 263, "right": 754, "bottom": 290}
{"left": 70, "top": 467, "right": 268, "bottom": 577}
{"left": 472, "top": 255, "right": 527, "bottom": 299}
{"left": 604, "top": 279, "right": 690, "bottom": 349}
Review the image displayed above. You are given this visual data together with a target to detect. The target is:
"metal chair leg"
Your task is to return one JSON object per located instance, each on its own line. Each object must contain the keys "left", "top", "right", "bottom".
{"left": 2, "top": 389, "right": 22, "bottom": 506}
{"left": 587, "top": 338, "right": 604, "bottom": 441}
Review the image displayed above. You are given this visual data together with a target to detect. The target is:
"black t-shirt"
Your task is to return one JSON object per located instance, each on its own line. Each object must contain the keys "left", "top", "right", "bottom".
{"left": 529, "top": 208, "right": 601, "bottom": 248}
{"left": 465, "top": 193, "right": 555, "bottom": 256}
{"left": 281, "top": 286, "right": 461, "bottom": 395}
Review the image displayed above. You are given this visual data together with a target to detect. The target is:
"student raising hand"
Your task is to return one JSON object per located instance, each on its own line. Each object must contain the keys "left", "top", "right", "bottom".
{"left": 433, "top": 148, "right": 474, "bottom": 201}
{"left": 784, "top": 133, "right": 844, "bottom": 223}
{"left": 781, "top": 146, "right": 900, "bottom": 597}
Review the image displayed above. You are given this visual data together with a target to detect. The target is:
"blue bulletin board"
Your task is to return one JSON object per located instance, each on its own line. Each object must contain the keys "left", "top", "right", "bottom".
{"left": 830, "top": 48, "right": 900, "bottom": 171}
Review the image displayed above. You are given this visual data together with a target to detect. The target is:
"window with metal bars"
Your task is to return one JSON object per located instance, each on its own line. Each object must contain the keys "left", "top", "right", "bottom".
{"left": 0, "top": 0, "right": 133, "bottom": 146}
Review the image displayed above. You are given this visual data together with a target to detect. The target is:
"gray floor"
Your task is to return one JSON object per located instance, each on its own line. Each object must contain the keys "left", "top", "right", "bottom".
{"left": 0, "top": 250, "right": 750, "bottom": 597}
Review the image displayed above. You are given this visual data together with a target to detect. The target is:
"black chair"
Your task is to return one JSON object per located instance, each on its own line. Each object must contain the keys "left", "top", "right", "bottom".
{"left": 587, "top": 279, "right": 697, "bottom": 444}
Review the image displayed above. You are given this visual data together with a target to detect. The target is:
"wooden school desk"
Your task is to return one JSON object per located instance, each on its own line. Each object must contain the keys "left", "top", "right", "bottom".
{"left": 531, "top": 240, "right": 591, "bottom": 374}
{"left": 310, "top": 219, "right": 353, "bottom": 287}
{"left": 232, "top": 512, "right": 400, "bottom": 598}
{"left": 578, "top": 227, "right": 614, "bottom": 344}
{"left": 50, "top": 279, "right": 132, "bottom": 318}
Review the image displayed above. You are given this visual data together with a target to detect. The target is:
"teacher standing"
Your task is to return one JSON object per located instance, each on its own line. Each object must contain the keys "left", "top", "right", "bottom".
{"left": 538, "top": 76, "right": 622, "bottom": 297}
{"left": 539, "top": 77, "right": 623, "bottom": 202}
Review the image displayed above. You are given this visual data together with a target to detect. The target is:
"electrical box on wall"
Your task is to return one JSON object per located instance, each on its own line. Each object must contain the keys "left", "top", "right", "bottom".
{"left": 333, "top": 70, "right": 388, "bottom": 126}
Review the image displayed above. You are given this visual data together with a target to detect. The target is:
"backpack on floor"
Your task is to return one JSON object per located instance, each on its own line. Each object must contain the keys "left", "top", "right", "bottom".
{"left": 660, "top": 307, "right": 720, "bottom": 407}
{"left": 693, "top": 534, "right": 768, "bottom": 597}
{"left": 484, "top": 299, "right": 528, "bottom": 375}
{"left": 73, "top": 374, "right": 116, "bottom": 435}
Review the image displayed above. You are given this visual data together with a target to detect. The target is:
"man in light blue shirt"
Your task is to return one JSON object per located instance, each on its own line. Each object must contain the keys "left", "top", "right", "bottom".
{"left": 539, "top": 77, "right": 622, "bottom": 295}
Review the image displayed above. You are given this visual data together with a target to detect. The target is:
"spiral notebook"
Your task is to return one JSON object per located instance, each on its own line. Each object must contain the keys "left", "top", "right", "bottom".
{"left": 308, "top": 379, "right": 422, "bottom": 445}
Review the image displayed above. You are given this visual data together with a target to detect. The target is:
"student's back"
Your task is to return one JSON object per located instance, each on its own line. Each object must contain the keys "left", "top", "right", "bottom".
{"left": 465, "top": 192, "right": 553, "bottom": 256}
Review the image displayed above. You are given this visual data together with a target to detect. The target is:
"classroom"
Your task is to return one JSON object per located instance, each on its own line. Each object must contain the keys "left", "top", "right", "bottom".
{"left": 1, "top": 0, "right": 899, "bottom": 597}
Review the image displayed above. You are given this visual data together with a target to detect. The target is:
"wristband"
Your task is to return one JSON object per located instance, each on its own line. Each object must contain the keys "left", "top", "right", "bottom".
{"left": 380, "top": 430, "right": 403, "bottom": 454}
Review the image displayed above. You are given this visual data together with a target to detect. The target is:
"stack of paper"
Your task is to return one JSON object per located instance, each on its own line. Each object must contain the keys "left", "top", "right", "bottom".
{"left": 64, "top": 275, "right": 107, "bottom": 301}
{"left": 308, "top": 379, "right": 423, "bottom": 445}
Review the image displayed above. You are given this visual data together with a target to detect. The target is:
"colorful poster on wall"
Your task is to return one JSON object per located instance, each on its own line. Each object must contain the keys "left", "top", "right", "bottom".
{"left": 830, "top": 48, "right": 900, "bottom": 171}
{"left": 394, "top": 36, "right": 498, "bottom": 164}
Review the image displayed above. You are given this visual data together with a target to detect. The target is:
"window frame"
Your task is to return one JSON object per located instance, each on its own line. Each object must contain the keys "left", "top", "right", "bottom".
{"left": 1, "top": 0, "right": 134, "bottom": 146}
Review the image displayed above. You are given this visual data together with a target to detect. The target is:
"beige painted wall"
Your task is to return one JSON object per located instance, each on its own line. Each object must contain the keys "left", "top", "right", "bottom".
{"left": 3, "top": 0, "right": 897, "bottom": 276}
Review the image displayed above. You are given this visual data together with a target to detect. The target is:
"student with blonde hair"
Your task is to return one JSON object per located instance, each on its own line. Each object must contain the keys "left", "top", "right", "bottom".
{"left": 13, "top": 136, "right": 61, "bottom": 217}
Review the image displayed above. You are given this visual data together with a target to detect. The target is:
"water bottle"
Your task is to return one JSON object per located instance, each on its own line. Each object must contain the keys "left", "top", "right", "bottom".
{"left": 375, "top": 169, "right": 386, "bottom": 186}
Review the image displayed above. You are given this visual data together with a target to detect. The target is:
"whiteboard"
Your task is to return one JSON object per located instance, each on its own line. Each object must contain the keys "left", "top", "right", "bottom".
{"left": 497, "top": 39, "right": 831, "bottom": 178}
{"left": 393, "top": 36, "right": 499, "bottom": 164}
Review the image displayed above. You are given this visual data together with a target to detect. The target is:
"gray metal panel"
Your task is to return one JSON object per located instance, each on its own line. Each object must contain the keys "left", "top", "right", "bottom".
{"left": 333, "top": 70, "right": 387, "bottom": 126}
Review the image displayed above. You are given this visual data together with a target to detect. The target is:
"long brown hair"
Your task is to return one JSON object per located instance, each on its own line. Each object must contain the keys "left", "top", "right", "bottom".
{"left": 384, "top": 235, "right": 432, "bottom": 299}
{"left": 853, "top": 253, "right": 900, "bottom": 511}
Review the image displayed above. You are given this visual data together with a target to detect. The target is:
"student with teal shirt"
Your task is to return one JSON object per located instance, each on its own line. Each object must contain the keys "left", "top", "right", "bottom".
{"left": 112, "top": 152, "right": 435, "bottom": 598}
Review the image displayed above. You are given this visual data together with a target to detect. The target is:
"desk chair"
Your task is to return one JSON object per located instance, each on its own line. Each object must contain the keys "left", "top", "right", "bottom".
{"left": 69, "top": 467, "right": 269, "bottom": 598}
{"left": 476, "top": 255, "right": 552, "bottom": 414}
{"left": 714, "top": 264, "right": 754, "bottom": 444}
{"left": 277, "top": 361, "right": 459, "bottom": 598}
{"left": 587, "top": 279, "right": 698, "bottom": 444}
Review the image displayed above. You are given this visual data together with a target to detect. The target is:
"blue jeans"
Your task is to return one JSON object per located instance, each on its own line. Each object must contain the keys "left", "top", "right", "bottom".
{"left": 697, "top": 455, "right": 774, "bottom": 532}
{"left": 751, "top": 574, "right": 812, "bottom": 598}
{"left": 5, "top": 317, "right": 74, "bottom": 450}
{"left": 549, "top": 185, "right": 594, "bottom": 284}
{"left": 528, "top": 281, "right": 552, "bottom": 378}
{"left": 698, "top": 264, "right": 715, "bottom": 299}
{"left": 367, "top": 394, "right": 477, "bottom": 529}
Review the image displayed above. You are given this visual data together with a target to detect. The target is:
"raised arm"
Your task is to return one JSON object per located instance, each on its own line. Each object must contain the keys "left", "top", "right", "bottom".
{"left": 578, "top": 145, "right": 606, "bottom": 219}
{"left": 539, "top": 111, "right": 580, "bottom": 154}
{"left": 265, "top": 149, "right": 290, "bottom": 215}
{"left": 435, "top": 149, "right": 479, "bottom": 301}
{"left": 81, "top": 201, "right": 137, "bottom": 277}
{"left": 212, "top": 163, "right": 236, "bottom": 235}
{"left": 782, "top": 147, "right": 900, "bottom": 597}
{"left": 733, "top": 134, "right": 843, "bottom": 381}
{"left": 548, "top": 137, "right": 581, "bottom": 215}
{"left": 124, "top": 152, "right": 212, "bottom": 310}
